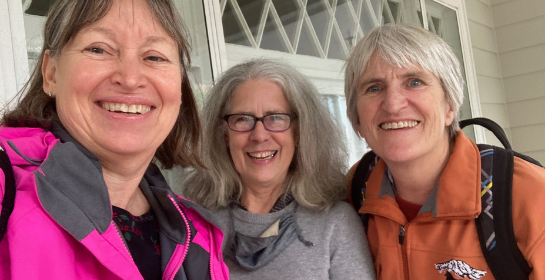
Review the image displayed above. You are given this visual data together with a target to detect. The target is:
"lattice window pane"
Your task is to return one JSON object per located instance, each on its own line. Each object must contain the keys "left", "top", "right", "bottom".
{"left": 261, "top": 9, "right": 291, "bottom": 52}
{"left": 222, "top": 0, "right": 253, "bottom": 46}
{"left": 306, "top": 0, "right": 330, "bottom": 51}
{"left": 400, "top": 0, "right": 424, "bottom": 27}
{"left": 271, "top": 0, "right": 301, "bottom": 46}
{"left": 297, "top": 20, "right": 323, "bottom": 57}
{"left": 335, "top": 0, "right": 358, "bottom": 49}
{"left": 358, "top": 0, "right": 382, "bottom": 40}
{"left": 239, "top": 0, "right": 266, "bottom": 38}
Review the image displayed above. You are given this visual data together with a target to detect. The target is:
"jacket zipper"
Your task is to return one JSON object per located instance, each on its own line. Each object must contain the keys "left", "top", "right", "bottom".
{"left": 209, "top": 228, "right": 216, "bottom": 280}
{"left": 399, "top": 225, "right": 409, "bottom": 280}
{"left": 167, "top": 195, "right": 191, "bottom": 280}
{"left": 114, "top": 221, "right": 134, "bottom": 261}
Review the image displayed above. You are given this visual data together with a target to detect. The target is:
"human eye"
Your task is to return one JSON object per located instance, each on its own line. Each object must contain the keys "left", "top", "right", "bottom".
{"left": 144, "top": 55, "right": 167, "bottom": 62}
{"left": 233, "top": 115, "right": 253, "bottom": 124}
{"left": 408, "top": 79, "right": 422, "bottom": 87}
{"left": 366, "top": 85, "right": 380, "bottom": 93}
{"left": 268, "top": 114, "right": 288, "bottom": 122}
{"left": 84, "top": 45, "right": 106, "bottom": 54}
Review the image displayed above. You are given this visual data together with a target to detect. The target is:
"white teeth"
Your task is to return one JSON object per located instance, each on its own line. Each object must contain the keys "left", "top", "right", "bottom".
{"left": 380, "top": 121, "right": 418, "bottom": 130}
{"left": 248, "top": 151, "right": 277, "bottom": 160}
{"left": 100, "top": 102, "right": 151, "bottom": 114}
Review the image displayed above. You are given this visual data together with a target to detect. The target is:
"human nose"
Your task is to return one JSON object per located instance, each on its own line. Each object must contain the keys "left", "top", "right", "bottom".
{"left": 110, "top": 54, "right": 146, "bottom": 90}
{"left": 249, "top": 120, "right": 270, "bottom": 142}
{"left": 381, "top": 85, "right": 408, "bottom": 113}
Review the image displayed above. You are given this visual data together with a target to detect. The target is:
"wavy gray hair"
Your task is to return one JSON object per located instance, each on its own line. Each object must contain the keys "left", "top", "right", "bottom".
{"left": 184, "top": 59, "right": 348, "bottom": 210}
{"left": 344, "top": 24, "right": 464, "bottom": 139}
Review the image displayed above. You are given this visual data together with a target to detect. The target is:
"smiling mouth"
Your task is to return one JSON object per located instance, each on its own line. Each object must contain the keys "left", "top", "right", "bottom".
{"left": 248, "top": 151, "right": 277, "bottom": 160}
{"left": 99, "top": 102, "right": 152, "bottom": 115}
{"left": 380, "top": 120, "right": 419, "bottom": 130}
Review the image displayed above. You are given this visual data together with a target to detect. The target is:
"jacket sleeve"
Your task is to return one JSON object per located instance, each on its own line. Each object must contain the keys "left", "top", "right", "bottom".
{"left": 511, "top": 157, "right": 545, "bottom": 280}
{"left": 0, "top": 170, "right": 4, "bottom": 215}
{"left": 328, "top": 202, "right": 376, "bottom": 280}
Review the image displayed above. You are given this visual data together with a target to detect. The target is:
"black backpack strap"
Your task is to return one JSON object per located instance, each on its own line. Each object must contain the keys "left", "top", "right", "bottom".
{"left": 351, "top": 151, "right": 377, "bottom": 212}
{"left": 0, "top": 148, "right": 16, "bottom": 241}
{"left": 475, "top": 144, "right": 531, "bottom": 280}
{"left": 460, "top": 118, "right": 512, "bottom": 150}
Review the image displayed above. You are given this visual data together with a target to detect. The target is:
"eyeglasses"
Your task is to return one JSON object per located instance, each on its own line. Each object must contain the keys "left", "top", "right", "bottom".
{"left": 223, "top": 113, "right": 297, "bottom": 132}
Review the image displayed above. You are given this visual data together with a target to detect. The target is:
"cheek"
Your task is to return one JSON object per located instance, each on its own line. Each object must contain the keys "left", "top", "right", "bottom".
{"left": 355, "top": 100, "right": 375, "bottom": 136}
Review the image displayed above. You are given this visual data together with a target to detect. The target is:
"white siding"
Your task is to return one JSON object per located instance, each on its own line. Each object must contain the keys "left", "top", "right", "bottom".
{"left": 492, "top": 0, "right": 545, "bottom": 163}
{"left": 466, "top": 0, "right": 511, "bottom": 144}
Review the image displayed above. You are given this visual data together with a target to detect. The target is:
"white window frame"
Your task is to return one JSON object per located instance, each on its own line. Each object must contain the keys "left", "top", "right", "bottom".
{"left": 204, "top": 0, "right": 485, "bottom": 143}
{"left": 3, "top": 0, "right": 483, "bottom": 143}
{"left": 0, "top": 0, "right": 29, "bottom": 106}
{"left": 423, "top": 0, "right": 485, "bottom": 143}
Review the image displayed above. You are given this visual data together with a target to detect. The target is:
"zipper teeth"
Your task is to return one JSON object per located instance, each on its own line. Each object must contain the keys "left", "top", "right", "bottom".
{"left": 114, "top": 221, "right": 134, "bottom": 260}
{"left": 168, "top": 194, "right": 191, "bottom": 280}
{"left": 209, "top": 229, "right": 216, "bottom": 280}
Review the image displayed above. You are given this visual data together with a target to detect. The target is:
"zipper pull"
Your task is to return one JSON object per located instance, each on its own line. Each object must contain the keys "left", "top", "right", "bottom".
{"left": 399, "top": 226, "right": 405, "bottom": 245}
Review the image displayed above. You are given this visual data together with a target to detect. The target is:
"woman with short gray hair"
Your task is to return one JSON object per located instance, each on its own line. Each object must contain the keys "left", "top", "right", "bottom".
{"left": 185, "top": 59, "right": 375, "bottom": 279}
{"left": 345, "top": 24, "right": 545, "bottom": 279}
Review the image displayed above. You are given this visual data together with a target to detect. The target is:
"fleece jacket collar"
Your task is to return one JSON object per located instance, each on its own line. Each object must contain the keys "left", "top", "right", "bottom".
{"left": 362, "top": 132, "right": 481, "bottom": 223}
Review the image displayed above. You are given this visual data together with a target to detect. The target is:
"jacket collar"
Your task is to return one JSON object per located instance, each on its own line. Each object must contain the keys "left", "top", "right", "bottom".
{"left": 362, "top": 132, "right": 481, "bottom": 222}
{"left": 36, "top": 124, "right": 187, "bottom": 243}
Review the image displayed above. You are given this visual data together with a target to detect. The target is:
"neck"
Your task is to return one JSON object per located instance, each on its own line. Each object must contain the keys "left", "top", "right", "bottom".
{"left": 101, "top": 156, "right": 153, "bottom": 216}
{"left": 386, "top": 139, "right": 453, "bottom": 205}
{"left": 241, "top": 183, "right": 284, "bottom": 214}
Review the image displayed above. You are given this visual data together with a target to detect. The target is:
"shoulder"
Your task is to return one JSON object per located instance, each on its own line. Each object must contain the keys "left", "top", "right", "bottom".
{"left": 298, "top": 201, "right": 363, "bottom": 232}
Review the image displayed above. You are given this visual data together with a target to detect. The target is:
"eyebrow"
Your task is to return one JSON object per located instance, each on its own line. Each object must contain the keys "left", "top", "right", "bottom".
{"left": 85, "top": 27, "right": 173, "bottom": 46}
{"left": 230, "top": 110, "right": 287, "bottom": 115}
{"left": 87, "top": 27, "right": 117, "bottom": 39}
{"left": 358, "top": 70, "right": 428, "bottom": 89}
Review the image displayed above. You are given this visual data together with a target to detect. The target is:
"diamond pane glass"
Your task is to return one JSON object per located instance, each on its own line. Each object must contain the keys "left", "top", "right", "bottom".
{"left": 306, "top": 0, "right": 330, "bottom": 50}
{"left": 271, "top": 0, "right": 301, "bottom": 45}
{"left": 335, "top": 0, "right": 358, "bottom": 49}
{"left": 237, "top": 0, "right": 266, "bottom": 38}
{"left": 260, "top": 10, "right": 290, "bottom": 52}
{"left": 222, "top": 0, "right": 252, "bottom": 46}
{"left": 424, "top": 0, "right": 474, "bottom": 139}
{"left": 400, "top": 0, "right": 423, "bottom": 27}
{"left": 382, "top": 1, "right": 395, "bottom": 23}
{"left": 359, "top": 0, "right": 382, "bottom": 40}
{"left": 387, "top": 1, "right": 400, "bottom": 22}
{"left": 328, "top": 28, "right": 347, "bottom": 59}
{"left": 297, "top": 21, "right": 322, "bottom": 57}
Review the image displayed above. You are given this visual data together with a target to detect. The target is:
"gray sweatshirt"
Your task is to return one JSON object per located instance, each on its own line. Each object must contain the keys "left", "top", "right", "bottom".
{"left": 213, "top": 201, "right": 377, "bottom": 280}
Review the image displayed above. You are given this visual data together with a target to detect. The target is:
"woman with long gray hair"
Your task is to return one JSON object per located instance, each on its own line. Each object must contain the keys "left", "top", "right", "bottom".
{"left": 184, "top": 59, "right": 376, "bottom": 279}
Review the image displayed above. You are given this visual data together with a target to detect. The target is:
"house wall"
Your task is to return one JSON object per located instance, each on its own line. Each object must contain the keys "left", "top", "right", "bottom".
{"left": 465, "top": 0, "right": 510, "bottom": 148}
{"left": 465, "top": 0, "right": 545, "bottom": 164}
{"left": 492, "top": 0, "right": 545, "bottom": 163}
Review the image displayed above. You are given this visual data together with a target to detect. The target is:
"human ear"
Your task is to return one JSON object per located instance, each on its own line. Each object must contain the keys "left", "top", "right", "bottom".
{"left": 444, "top": 103, "right": 455, "bottom": 126}
{"left": 224, "top": 132, "right": 230, "bottom": 147}
{"left": 42, "top": 50, "right": 57, "bottom": 94}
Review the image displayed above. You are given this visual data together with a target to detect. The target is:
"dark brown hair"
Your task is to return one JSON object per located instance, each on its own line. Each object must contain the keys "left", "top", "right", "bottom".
{"left": 2, "top": 0, "right": 202, "bottom": 169}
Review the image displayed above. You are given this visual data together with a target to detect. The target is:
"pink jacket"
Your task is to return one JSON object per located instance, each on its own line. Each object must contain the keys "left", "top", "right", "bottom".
{"left": 0, "top": 126, "right": 229, "bottom": 280}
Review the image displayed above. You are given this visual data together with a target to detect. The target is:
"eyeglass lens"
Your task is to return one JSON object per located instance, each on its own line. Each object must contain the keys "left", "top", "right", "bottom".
{"left": 227, "top": 114, "right": 292, "bottom": 132}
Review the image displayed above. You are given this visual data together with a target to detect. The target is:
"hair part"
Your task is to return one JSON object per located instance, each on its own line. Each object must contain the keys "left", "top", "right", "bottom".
{"left": 344, "top": 23, "right": 464, "bottom": 139}
{"left": 2, "top": 0, "right": 202, "bottom": 169}
{"left": 184, "top": 59, "right": 348, "bottom": 210}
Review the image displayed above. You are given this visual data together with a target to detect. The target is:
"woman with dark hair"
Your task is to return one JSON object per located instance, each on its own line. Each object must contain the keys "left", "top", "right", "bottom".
{"left": 0, "top": 0, "right": 228, "bottom": 279}
{"left": 185, "top": 59, "right": 376, "bottom": 279}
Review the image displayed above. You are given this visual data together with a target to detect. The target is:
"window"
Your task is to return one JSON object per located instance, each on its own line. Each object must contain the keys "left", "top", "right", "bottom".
{"left": 217, "top": 0, "right": 480, "bottom": 166}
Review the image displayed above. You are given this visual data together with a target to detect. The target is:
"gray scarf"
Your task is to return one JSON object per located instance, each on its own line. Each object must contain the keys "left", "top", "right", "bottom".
{"left": 225, "top": 203, "right": 314, "bottom": 271}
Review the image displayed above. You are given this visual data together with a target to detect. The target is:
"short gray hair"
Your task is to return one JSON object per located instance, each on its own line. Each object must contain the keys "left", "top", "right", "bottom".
{"left": 344, "top": 24, "right": 464, "bottom": 139}
{"left": 184, "top": 59, "right": 348, "bottom": 210}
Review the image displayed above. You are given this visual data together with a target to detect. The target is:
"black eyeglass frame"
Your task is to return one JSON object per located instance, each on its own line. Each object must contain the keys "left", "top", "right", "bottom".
{"left": 223, "top": 113, "right": 297, "bottom": 132}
